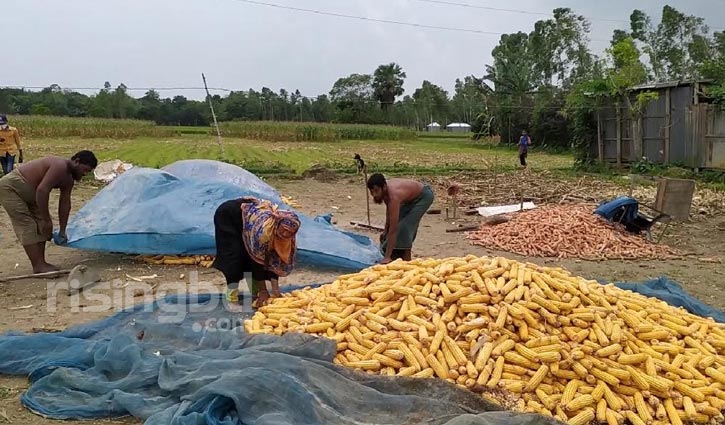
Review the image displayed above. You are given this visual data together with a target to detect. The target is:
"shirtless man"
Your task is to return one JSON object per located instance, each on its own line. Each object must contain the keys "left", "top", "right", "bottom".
{"left": 367, "top": 173, "right": 435, "bottom": 264}
{"left": 0, "top": 151, "right": 97, "bottom": 273}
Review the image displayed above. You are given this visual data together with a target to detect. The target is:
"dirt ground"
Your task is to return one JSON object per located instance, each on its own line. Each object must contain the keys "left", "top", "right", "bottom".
{"left": 0, "top": 177, "right": 723, "bottom": 424}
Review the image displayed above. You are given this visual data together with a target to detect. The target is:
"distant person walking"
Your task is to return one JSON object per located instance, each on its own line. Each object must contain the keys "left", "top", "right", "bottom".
{"left": 0, "top": 115, "right": 23, "bottom": 175}
{"left": 518, "top": 130, "right": 532, "bottom": 167}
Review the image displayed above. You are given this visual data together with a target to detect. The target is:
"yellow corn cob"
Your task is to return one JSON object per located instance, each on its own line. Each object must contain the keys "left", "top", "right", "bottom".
{"left": 444, "top": 336, "right": 469, "bottom": 366}
{"left": 487, "top": 356, "right": 505, "bottom": 387}
{"left": 565, "top": 394, "right": 595, "bottom": 412}
{"left": 705, "top": 367, "right": 725, "bottom": 384}
{"left": 346, "top": 360, "right": 381, "bottom": 371}
{"left": 429, "top": 329, "right": 445, "bottom": 354}
{"left": 595, "top": 343, "right": 622, "bottom": 358}
{"left": 412, "top": 368, "right": 435, "bottom": 378}
{"left": 618, "top": 352, "right": 648, "bottom": 365}
{"left": 561, "top": 379, "right": 580, "bottom": 405}
{"left": 426, "top": 354, "right": 448, "bottom": 379}
{"left": 634, "top": 391, "right": 653, "bottom": 423}
{"left": 523, "top": 364, "right": 549, "bottom": 393}
{"left": 602, "top": 384, "right": 622, "bottom": 411}
{"left": 682, "top": 396, "right": 697, "bottom": 420}
{"left": 663, "top": 398, "right": 684, "bottom": 425}
{"left": 590, "top": 381, "right": 606, "bottom": 402}
{"left": 568, "top": 408, "right": 595, "bottom": 425}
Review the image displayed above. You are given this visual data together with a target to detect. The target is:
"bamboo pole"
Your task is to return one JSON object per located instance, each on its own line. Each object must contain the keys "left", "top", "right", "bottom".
{"left": 202, "top": 73, "right": 225, "bottom": 158}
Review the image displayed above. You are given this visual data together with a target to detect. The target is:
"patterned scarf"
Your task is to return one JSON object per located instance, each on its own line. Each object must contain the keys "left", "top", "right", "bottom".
{"left": 241, "top": 199, "right": 301, "bottom": 277}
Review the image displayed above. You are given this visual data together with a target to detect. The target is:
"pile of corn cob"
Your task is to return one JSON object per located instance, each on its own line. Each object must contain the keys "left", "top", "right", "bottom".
{"left": 137, "top": 255, "right": 215, "bottom": 268}
{"left": 245, "top": 256, "right": 725, "bottom": 425}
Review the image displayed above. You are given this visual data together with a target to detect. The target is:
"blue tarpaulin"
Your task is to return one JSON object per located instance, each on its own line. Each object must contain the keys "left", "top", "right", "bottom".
{"left": 614, "top": 277, "right": 725, "bottom": 323}
{"left": 63, "top": 160, "right": 382, "bottom": 270}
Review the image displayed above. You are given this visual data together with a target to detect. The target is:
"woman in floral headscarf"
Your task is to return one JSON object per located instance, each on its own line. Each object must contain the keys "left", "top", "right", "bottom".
{"left": 212, "top": 196, "right": 301, "bottom": 307}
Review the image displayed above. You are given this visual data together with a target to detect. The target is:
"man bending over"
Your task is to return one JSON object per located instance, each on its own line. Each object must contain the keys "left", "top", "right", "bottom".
{"left": 367, "top": 173, "right": 434, "bottom": 264}
{"left": 0, "top": 151, "right": 97, "bottom": 273}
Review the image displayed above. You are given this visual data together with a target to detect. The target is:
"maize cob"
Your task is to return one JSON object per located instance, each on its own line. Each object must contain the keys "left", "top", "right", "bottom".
{"left": 523, "top": 364, "right": 549, "bottom": 393}
{"left": 567, "top": 408, "right": 595, "bottom": 425}
{"left": 248, "top": 255, "right": 725, "bottom": 424}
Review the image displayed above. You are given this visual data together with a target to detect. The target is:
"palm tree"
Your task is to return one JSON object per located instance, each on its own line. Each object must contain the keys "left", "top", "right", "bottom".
{"left": 373, "top": 63, "right": 406, "bottom": 111}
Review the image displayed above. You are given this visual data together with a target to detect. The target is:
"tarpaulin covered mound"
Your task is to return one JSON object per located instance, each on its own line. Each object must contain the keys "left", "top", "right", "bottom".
{"left": 64, "top": 161, "right": 382, "bottom": 270}
{"left": 0, "top": 294, "right": 560, "bottom": 425}
{"left": 162, "top": 159, "right": 277, "bottom": 196}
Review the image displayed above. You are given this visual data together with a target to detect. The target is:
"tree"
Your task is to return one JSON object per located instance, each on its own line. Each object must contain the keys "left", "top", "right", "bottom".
{"left": 89, "top": 82, "right": 114, "bottom": 118}
{"left": 630, "top": 6, "right": 712, "bottom": 80}
{"left": 329, "top": 73, "right": 378, "bottom": 123}
{"left": 529, "top": 8, "right": 594, "bottom": 88}
{"left": 566, "top": 37, "right": 654, "bottom": 163}
{"left": 372, "top": 63, "right": 406, "bottom": 111}
{"left": 451, "top": 76, "right": 490, "bottom": 125}
{"left": 138, "top": 90, "right": 163, "bottom": 123}
{"left": 412, "top": 81, "right": 450, "bottom": 125}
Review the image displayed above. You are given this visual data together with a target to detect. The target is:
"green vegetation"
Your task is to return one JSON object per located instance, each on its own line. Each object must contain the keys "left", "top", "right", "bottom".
{"left": 219, "top": 121, "right": 417, "bottom": 142}
{"left": 10, "top": 115, "right": 176, "bottom": 139}
{"left": 24, "top": 133, "right": 572, "bottom": 177}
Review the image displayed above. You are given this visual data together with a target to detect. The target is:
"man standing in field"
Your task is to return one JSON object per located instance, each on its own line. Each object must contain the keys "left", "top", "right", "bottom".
{"left": 518, "top": 130, "right": 532, "bottom": 167}
{"left": 0, "top": 151, "right": 97, "bottom": 273}
{"left": 367, "top": 173, "right": 434, "bottom": 264}
{"left": 0, "top": 115, "right": 23, "bottom": 175}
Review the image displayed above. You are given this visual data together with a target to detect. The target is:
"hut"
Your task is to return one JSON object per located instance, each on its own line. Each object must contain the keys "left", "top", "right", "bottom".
{"left": 426, "top": 122, "right": 441, "bottom": 132}
{"left": 446, "top": 123, "right": 471, "bottom": 133}
{"left": 594, "top": 80, "right": 724, "bottom": 170}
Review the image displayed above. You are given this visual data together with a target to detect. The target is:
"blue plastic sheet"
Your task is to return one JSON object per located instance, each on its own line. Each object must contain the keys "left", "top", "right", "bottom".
{"left": 64, "top": 161, "right": 382, "bottom": 270}
{"left": 0, "top": 294, "right": 558, "bottom": 425}
{"left": 614, "top": 277, "right": 725, "bottom": 323}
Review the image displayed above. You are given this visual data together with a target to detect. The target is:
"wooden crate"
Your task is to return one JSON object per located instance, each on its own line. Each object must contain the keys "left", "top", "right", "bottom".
{"left": 654, "top": 178, "right": 696, "bottom": 221}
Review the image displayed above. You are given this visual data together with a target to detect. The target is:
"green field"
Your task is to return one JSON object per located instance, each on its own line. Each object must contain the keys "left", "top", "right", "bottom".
{"left": 14, "top": 115, "right": 572, "bottom": 176}
{"left": 24, "top": 134, "right": 572, "bottom": 176}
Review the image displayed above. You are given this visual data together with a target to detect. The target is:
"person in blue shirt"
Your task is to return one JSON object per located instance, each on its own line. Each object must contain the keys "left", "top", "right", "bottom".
{"left": 518, "top": 130, "right": 532, "bottom": 167}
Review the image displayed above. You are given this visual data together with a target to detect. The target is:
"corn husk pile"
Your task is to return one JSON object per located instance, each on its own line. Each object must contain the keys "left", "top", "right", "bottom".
{"left": 466, "top": 204, "right": 679, "bottom": 260}
{"left": 426, "top": 171, "right": 725, "bottom": 217}
{"left": 138, "top": 255, "right": 215, "bottom": 268}
{"left": 246, "top": 256, "right": 725, "bottom": 425}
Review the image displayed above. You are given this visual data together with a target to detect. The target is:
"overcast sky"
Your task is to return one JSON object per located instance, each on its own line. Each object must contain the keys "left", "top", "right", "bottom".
{"left": 5, "top": 0, "right": 724, "bottom": 100}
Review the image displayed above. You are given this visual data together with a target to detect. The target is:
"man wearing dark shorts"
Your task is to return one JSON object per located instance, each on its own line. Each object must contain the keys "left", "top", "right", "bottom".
{"left": 367, "top": 173, "right": 435, "bottom": 264}
{"left": 0, "top": 151, "right": 97, "bottom": 273}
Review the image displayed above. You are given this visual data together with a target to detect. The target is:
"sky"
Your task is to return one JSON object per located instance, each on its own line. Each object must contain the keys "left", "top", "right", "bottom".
{"left": 4, "top": 0, "right": 725, "bottom": 100}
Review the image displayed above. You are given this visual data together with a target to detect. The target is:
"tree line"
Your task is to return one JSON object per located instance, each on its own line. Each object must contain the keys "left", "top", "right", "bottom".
{"left": 1, "top": 5, "right": 724, "bottom": 153}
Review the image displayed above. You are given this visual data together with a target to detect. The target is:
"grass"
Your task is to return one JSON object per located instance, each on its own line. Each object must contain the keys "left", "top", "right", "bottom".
{"left": 219, "top": 121, "right": 417, "bottom": 142}
{"left": 23, "top": 133, "right": 574, "bottom": 177}
{"left": 10, "top": 116, "right": 417, "bottom": 143}
{"left": 10, "top": 115, "right": 177, "bottom": 139}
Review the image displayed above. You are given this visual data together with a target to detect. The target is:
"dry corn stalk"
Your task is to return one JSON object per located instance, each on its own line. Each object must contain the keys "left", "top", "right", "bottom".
{"left": 466, "top": 204, "right": 679, "bottom": 260}
{"left": 246, "top": 255, "right": 725, "bottom": 425}
{"left": 138, "top": 255, "right": 215, "bottom": 268}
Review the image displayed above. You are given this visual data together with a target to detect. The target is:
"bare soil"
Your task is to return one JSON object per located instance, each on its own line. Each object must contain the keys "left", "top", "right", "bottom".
{"left": 0, "top": 177, "right": 723, "bottom": 424}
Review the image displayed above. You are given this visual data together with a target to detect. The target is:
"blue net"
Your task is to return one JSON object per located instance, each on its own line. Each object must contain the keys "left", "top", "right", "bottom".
{"left": 0, "top": 294, "right": 558, "bottom": 425}
{"left": 63, "top": 161, "right": 382, "bottom": 270}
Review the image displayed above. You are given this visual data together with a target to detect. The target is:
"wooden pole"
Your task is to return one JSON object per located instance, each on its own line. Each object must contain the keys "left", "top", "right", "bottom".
{"left": 0, "top": 269, "right": 71, "bottom": 283}
{"left": 616, "top": 101, "right": 622, "bottom": 167}
{"left": 597, "top": 111, "right": 604, "bottom": 162}
{"left": 664, "top": 87, "right": 671, "bottom": 163}
{"left": 363, "top": 168, "right": 371, "bottom": 226}
{"left": 202, "top": 73, "right": 225, "bottom": 158}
